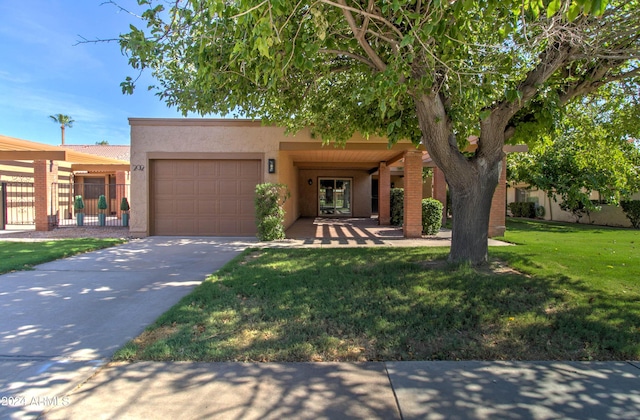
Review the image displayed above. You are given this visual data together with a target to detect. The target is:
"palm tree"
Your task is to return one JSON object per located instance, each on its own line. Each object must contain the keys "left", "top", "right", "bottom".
{"left": 49, "top": 114, "right": 75, "bottom": 145}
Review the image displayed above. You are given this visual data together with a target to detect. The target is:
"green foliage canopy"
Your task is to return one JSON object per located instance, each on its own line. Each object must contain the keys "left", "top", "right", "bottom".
{"left": 509, "top": 85, "right": 640, "bottom": 216}
{"left": 117, "top": 0, "right": 640, "bottom": 264}
{"left": 120, "top": 0, "right": 639, "bottom": 146}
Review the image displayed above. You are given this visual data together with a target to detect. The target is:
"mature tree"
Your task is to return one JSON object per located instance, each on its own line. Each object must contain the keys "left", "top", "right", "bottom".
{"left": 509, "top": 81, "right": 640, "bottom": 221}
{"left": 49, "top": 114, "right": 75, "bottom": 145}
{"left": 118, "top": 0, "right": 640, "bottom": 265}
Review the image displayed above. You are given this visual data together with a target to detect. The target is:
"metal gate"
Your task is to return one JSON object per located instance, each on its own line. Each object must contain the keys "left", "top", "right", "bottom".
{"left": 51, "top": 183, "right": 130, "bottom": 227}
{"left": 1, "top": 182, "right": 36, "bottom": 228}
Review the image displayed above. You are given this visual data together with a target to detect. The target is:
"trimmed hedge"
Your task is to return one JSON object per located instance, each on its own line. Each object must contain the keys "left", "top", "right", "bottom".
{"left": 508, "top": 201, "right": 536, "bottom": 218}
{"left": 74, "top": 195, "right": 84, "bottom": 211}
{"left": 390, "top": 188, "right": 404, "bottom": 226}
{"left": 621, "top": 200, "right": 640, "bottom": 229}
{"left": 255, "top": 183, "right": 290, "bottom": 241}
{"left": 422, "top": 198, "right": 443, "bottom": 235}
{"left": 389, "top": 189, "right": 443, "bottom": 234}
{"left": 97, "top": 194, "right": 108, "bottom": 211}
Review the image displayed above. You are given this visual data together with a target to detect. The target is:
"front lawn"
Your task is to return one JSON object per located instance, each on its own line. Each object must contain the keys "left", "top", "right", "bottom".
{"left": 114, "top": 220, "right": 639, "bottom": 362}
{"left": 0, "top": 239, "right": 126, "bottom": 274}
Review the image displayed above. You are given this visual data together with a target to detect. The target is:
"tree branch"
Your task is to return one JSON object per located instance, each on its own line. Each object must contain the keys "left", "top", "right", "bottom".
{"left": 333, "top": 0, "right": 387, "bottom": 72}
{"left": 559, "top": 64, "right": 640, "bottom": 105}
{"left": 319, "top": 0, "right": 403, "bottom": 39}
{"left": 319, "top": 49, "right": 376, "bottom": 69}
{"left": 494, "top": 42, "right": 574, "bottom": 127}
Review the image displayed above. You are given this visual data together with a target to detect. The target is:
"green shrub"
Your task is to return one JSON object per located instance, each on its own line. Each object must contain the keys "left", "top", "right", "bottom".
{"left": 120, "top": 197, "right": 130, "bottom": 212}
{"left": 97, "top": 195, "right": 108, "bottom": 212}
{"left": 255, "top": 183, "right": 290, "bottom": 241}
{"left": 421, "top": 198, "right": 443, "bottom": 235}
{"left": 390, "top": 188, "right": 404, "bottom": 226}
{"left": 74, "top": 195, "right": 84, "bottom": 211}
{"left": 508, "top": 202, "right": 535, "bottom": 218}
{"left": 621, "top": 200, "right": 640, "bottom": 229}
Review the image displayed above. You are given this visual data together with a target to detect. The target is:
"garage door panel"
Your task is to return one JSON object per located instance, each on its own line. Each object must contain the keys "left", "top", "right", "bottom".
{"left": 197, "top": 180, "right": 217, "bottom": 195}
{"left": 218, "top": 161, "right": 240, "bottom": 176}
{"left": 197, "top": 161, "right": 219, "bottom": 177}
{"left": 197, "top": 200, "right": 218, "bottom": 214}
{"left": 218, "top": 200, "right": 240, "bottom": 215}
{"left": 175, "top": 162, "right": 197, "bottom": 177}
{"left": 154, "top": 182, "right": 175, "bottom": 195}
{"left": 151, "top": 159, "right": 260, "bottom": 236}
{"left": 240, "top": 180, "right": 257, "bottom": 195}
{"left": 239, "top": 200, "right": 256, "bottom": 214}
{"left": 218, "top": 180, "right": 239, "bottom": 196}
{"left": 241, "top": 162, "right": 260, "bottom": 178}
{"left": 174, "top": 219, "right": 197, "bottom": 233}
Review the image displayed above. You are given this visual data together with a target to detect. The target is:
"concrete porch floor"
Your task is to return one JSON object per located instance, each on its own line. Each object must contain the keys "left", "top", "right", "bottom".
{"left": 283, "top": 217, "right": 510, "bottom": 247}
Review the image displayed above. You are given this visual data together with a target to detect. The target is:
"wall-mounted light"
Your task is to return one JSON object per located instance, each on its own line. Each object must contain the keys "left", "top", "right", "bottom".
{"left": 308, "top": 179, "right": 313, "bottom": 186}
{"left": 268, "top": 159, "right": 276, "bottom": 174}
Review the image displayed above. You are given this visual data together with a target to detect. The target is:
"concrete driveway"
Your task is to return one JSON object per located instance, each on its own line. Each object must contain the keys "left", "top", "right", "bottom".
{"left": 0, "top": 237, "right": 254, "bottom": 419}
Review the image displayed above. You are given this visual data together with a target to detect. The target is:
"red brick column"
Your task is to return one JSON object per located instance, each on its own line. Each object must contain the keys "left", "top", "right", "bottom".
{"left": 403, "top": 150, "right": 423, "bottom": 238}
{"left": 488, "top": 157, "right": 507, "bottom": 237}
{"left": 34, "top": 160, "right": 58, "bottom": 231}
{"left": 378, "top": 162, "right": 391, "bottom": 225}
{"left": 432, "top": 166, "right": 447, "bottom": 225}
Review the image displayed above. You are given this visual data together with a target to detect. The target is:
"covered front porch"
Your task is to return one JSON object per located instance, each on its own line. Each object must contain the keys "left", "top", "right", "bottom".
{"left": 283, "top": 217, "right": 510, "bottom": 248}
{"left": 280, "top": 138, "right": 516, "bottom": 239}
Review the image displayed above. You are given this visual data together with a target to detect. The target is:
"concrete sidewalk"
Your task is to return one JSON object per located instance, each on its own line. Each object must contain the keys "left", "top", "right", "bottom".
{"left": 42, "top": 360, "right": 640, "bottom": 419}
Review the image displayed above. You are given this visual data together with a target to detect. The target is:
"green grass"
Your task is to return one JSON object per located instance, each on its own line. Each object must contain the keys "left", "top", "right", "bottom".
{"left": 114, "top": 219, "right": 640, "bottom": 362}
{"left": 0, "top": 239, "right": 126, "bottom": 274}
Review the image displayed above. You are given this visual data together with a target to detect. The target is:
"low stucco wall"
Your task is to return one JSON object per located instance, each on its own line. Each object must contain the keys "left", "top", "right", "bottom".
{"left": 507, "top": 186, "right": 639, "bottom": 228}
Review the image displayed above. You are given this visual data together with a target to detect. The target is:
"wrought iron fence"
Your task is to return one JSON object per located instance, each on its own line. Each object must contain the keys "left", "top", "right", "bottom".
{"left": 1, "top": 182, "right": 36, "bottom": 227}
{"left": 51, "top": 183, "right": 131, "bottom": 228}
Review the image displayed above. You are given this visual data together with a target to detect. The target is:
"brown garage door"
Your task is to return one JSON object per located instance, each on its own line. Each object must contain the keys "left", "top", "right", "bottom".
{"left": 151, "top": 159, "right": 261, "bottom": 236}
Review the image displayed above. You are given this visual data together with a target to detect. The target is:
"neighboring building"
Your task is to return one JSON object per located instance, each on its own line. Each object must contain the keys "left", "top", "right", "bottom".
{"left": 129, "top": 118, "right": 521, "bottom": 238}
{"left": 0, "top": 135, "right": 130, "bottom": 229}
{"left": 507, "top": 183, "right": 640, "bottom": 227}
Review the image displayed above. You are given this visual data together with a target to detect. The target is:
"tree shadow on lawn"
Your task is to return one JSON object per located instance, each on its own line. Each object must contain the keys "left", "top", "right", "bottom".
{"left": 124, "top": 248, "right": 640, "bottom": 362}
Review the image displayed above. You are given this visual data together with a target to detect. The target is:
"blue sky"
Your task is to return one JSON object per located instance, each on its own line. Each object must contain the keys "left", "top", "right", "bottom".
{"left": 0, "top": 0, "right": 207, "bottom": 146}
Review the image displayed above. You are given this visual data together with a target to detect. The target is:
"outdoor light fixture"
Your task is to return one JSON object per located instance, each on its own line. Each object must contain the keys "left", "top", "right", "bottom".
{"left": 268, "top": 159, "right": 276, "bottom": 173}
{"left": 308, "top": 179, "right": 313, "bottom": 186}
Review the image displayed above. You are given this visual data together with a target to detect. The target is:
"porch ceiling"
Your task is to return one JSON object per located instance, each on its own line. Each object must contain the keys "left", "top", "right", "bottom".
{"left": 280, "top": 140, "right": 527, "bottom": 172}
{"left": 280, "top": 141, "right": 427, "bottom": 171}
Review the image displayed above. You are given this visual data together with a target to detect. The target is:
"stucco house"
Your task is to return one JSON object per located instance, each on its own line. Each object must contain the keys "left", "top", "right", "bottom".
{"left": 0, "top": 135, "right": 130, "bottom": 229}
{"left": 129, "top": 118, "right": 523, "bottom": 238}
{"left": 507, "top": 183, "right": 640, "bottom": 227}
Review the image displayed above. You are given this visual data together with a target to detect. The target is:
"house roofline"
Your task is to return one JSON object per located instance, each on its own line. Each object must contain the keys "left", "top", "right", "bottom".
{"left": 128, "top": 118, "right": 268, "bottom": 127}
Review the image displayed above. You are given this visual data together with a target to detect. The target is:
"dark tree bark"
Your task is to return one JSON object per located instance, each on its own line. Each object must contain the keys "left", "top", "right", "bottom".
{"left": 415, "top": 93, "right": 505, "bottom": 266}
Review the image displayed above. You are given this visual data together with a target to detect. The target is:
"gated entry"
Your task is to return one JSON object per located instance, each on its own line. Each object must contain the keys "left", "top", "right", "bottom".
{"left": 51, "top": 183, "right": 130, "bottom": 227}
{"left": 1, "top": 182, "right": 36, "bottom": 228}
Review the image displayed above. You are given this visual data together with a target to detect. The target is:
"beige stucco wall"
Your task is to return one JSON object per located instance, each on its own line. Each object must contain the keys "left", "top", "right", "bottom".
{"left": 507, "top": 185, "right": 639, "bottom": 228}
{"left": 129, "top": 118, "right": 427, "bottom": 236}
{"left": 276, "top": 150, "right": 299, "bottom": 228}
{"left": 129, "top": 119, "right": 295, "bottom": 236}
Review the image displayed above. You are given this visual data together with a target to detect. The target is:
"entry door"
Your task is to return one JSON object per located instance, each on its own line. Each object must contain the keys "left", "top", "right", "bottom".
{"left": 319, "top": 178, "right": 352, "bottom": 216}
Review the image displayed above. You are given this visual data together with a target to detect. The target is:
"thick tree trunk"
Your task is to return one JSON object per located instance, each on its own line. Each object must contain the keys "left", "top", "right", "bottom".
{"left": 447, "top": 161, "right": 501, "bottom": 265}
{"left": 415, "top": 93, "right": 505, "bottom": 266}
